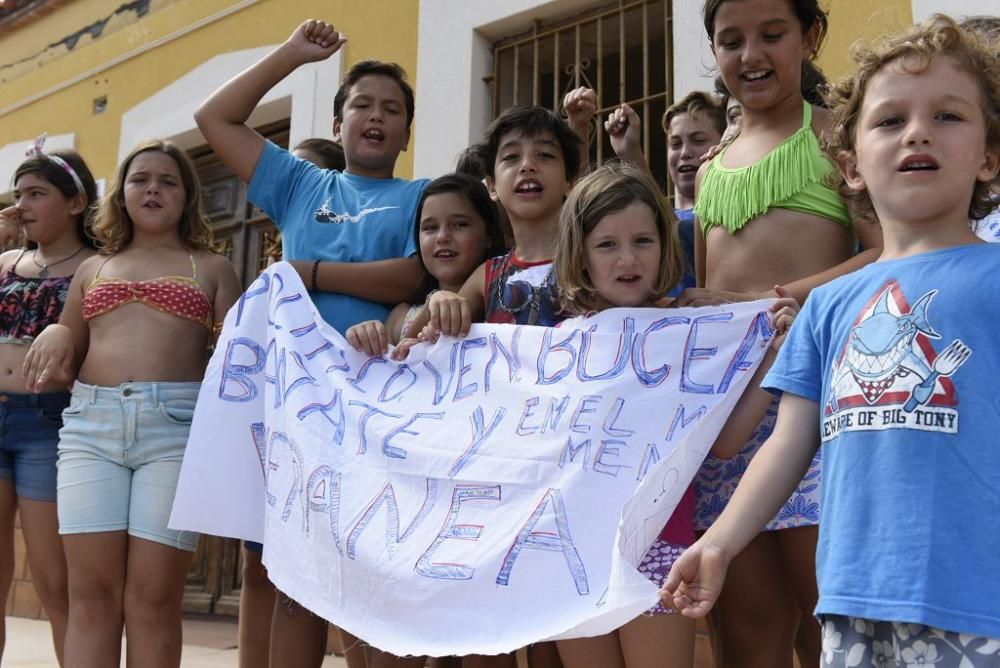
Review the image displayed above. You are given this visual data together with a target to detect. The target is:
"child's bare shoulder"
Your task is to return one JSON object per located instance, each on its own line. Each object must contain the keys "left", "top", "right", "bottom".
{"left": 69, "top": 253, "right": 104, "bottom": 285}
{"left": 194, "top": 250, "right": 239, "bottom": 283}
{"left": 0, "top": 248, "right": 22, "bottom": 272}
{"left": 468, "top": 260, "right": 488, "bottom": 286}
{"left": 696, "top": 159, "right": 712, "bottom": 185}
{"left": 458, "top": 261, "right": 489, "bottom": 305}
{"left": 194, "top": 248, "right": 228, "bottom": 265}
{"left": 76, "top": 252, "right": 104, "bottom": 273}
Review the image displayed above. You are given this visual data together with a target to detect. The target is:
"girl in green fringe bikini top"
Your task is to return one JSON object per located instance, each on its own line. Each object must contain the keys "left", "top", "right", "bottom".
{"left": 694, "top": 102, "right": 850, "bottom": 235}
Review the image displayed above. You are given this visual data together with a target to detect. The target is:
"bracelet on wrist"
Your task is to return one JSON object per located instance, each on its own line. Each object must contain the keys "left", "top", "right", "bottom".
{"left": 310, "top": 260, "right": 320, "bottom": 291}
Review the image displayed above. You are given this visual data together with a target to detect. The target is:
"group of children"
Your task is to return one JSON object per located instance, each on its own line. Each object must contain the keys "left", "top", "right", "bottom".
{"left": 0, "top": 1, "right": 997, "bottom": 667}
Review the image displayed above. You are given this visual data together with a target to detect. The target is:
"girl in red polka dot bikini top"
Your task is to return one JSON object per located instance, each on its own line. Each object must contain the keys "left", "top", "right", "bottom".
{"left": 81, "top": 252, "right": 214, "bottom": 331}
{"left": 19, "top": 140, "right": 245, "bottom": 665}
{"left": 22, "top": 140, "right": 243, "bottom": 392}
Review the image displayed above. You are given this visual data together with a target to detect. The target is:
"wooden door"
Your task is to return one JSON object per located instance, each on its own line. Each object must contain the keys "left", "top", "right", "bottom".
{"left": 181, "top": 122, "right": 288, "bottom": 616}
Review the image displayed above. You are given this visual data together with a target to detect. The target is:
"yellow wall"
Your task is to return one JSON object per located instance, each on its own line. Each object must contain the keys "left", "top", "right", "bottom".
{"left": 1, "top": 0, "right": 915, "bottom": 183}
{"left": 819, "top": 0, "right": 913, "bottom": 82}
{"left": 0, "top": 0, "right": 421, "bottom": 180}
{"left": 0, "top": 0, "right": 181, "bottom": 85}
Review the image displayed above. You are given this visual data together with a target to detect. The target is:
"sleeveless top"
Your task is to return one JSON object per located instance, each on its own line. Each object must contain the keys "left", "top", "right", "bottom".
{"left": 483, "top": 252, "right": 562, "bottom": 327}
{"left": 695, "top": 103, "right": 851, "bottom": 235}
{"left": 0, "top": 250, "right": 73, "bottom": 345}
{"left": 82, "top": 252, "right": 214, "bottom": 332}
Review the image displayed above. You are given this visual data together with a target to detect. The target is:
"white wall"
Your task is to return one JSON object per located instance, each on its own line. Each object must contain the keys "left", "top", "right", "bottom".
{"left": 414, "top": 0, "right": 715, "bottom": 178}
{"left": 671, "top": 3, "right": 718, "bottom": 106}
{"left": 118, "top": 46, "right": 342, "bottom": 160}
{"left": 911, "top": 0, "right": 1000, "bottom": 23}
{"left": 2, "top": 47, "right": 341, "bottom": 197}
{"left": 0, "top": 133, "right": 76, "bottom": 197}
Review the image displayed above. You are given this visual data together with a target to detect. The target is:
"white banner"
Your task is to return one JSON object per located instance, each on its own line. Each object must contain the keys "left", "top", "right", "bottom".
{"left": 171, "top": 263, "right": 774, "bottom": 656}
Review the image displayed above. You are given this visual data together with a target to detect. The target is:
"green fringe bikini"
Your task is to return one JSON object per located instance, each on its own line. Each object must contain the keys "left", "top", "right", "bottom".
{"left": 694, "top": 103, "right": 851, "bottom": 235}
{"left": 693, "top": 103, "right": 844, "bottom": 535}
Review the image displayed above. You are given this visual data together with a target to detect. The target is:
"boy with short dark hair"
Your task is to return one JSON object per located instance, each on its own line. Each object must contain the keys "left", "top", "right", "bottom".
{"left": 194, "top": 18, "right": 427, "bottom": 667}
{"left": 661, "top": 91, "right": 726, "bottom": 209}
{"left": 195, "top": 20, "right": 427, "bottom": 335}
{"left": 395, "top": 102, "right": 581, "bottom": 668}
{"left": 333, "top": 59, "right": 415, "bottom": 129}
{"left": 412, "top": 106, "right": 581, "bottom": 337}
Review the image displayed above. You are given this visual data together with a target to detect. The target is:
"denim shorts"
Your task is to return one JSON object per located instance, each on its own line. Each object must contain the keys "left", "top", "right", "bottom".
{"left": 0, "top": 391, "right": 70, "bottom": 501}
{"left": 57, "top": 381, "right": 201, "bottom": 552}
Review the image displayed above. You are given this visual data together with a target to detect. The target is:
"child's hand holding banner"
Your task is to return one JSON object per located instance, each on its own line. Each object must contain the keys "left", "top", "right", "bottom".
{"left": 170, "top": 262, "right": 774, "bottom": 656}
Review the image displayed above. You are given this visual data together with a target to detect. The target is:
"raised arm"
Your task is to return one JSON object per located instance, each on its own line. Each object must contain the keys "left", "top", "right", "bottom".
{"left": 0, "top": 207, "right": 24, "bottom": 248}
{"left": 289, "top": 256, "right": 426, "bottom": 305}
{"left": 194, "top": 20, "right": 347, "bottom": 183}
{"left": 605, "top": 104, "right": 656, "bottom": 184}
{"left": 563, "top": 87, "right": 597, "bottom": 177}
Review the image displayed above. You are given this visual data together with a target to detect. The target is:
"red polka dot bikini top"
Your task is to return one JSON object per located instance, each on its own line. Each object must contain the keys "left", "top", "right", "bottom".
{"left": 81, "top": 253, "right": 214, "bottom": 332}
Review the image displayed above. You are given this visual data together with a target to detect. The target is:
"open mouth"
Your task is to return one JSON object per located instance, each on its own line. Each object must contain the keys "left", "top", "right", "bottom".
{"left": 434, "top": 250, "right": 458, "bottom": 259}
{"left": 514, "top": 179, "right": 543, "bottom": 195}
{"left": 677, "top": 164, "right": 698, "bottom": 175}
{"left": 617, "top": 274, "right": 642, "bottom": 285}
{"left": 142, "top": 201, "right": 163, "bottom": 209}
{"left": 741, "top": 70, "right": 773, "bottom": 83}
{"left": 362, "top": 128, "right": 385, "bottom": 142}
{"left": 898, "top": 156, "right": 939, "bottom": 172}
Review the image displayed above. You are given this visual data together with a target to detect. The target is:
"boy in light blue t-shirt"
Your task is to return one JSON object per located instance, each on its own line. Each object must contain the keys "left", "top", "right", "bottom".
{"left": 195, "top": 18, "right": 428, "bottom": 667}
{"left": 196, "top": 19, "right": 427, "bottom": 335}
{"left": 661, "top": 18, "right": 1000, "bottom": 667}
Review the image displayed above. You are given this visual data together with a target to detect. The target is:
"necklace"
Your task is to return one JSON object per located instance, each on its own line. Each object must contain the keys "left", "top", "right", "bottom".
{"left": 31, "top": 246, "right": 86, "bottom": 278}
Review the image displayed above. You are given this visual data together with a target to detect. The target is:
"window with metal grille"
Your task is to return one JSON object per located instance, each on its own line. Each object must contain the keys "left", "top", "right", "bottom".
{"left": 490, "top": 0, "right": 673, "bottom": 190}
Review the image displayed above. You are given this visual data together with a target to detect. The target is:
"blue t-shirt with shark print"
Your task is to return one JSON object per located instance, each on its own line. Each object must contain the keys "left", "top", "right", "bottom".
{"left": 763, "top": 243, "right": 1000, "bottom": 639}
{"left": 248, "top": 140, "right": 426, "bottom": 334}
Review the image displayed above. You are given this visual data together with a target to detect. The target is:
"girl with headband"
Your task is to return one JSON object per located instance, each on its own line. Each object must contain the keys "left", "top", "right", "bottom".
{"left": 0, "top": 137, "right": 98, "bottom": 663}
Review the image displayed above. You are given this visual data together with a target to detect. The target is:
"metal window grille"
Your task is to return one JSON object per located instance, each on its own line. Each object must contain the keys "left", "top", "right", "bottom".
{"left": 490, "top": 0, "right": 673, "bottom": 188}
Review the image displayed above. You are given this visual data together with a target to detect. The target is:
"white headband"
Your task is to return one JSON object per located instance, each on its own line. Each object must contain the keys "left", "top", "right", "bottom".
{"left": 25, "top": 133, "right": 85, "bottom": 196}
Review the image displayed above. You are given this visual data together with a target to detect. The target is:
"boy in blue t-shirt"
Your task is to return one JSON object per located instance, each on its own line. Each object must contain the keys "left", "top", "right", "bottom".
{"left": 195, "top": 19, "right": 427, "bottom": 335}
{"left": 195, "top": 18, "right": 427, "bottom": 667}
{"left": 661, "top": 17, "right": 1000, "bottom": 666}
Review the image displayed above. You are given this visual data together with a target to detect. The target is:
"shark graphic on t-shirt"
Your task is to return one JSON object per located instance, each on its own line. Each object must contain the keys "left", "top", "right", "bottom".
{"left": 823, "top": 281, "right": 970, "bottom": 440}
